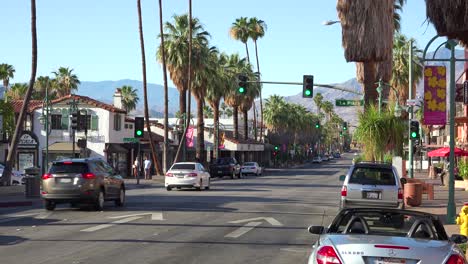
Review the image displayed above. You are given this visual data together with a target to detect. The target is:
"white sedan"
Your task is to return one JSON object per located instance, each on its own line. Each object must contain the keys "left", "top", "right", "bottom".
{"left": 0, "top": 164, "right": 25, "bottom": 185}
{"left": 165, "top": 162, "right": 211, "bottom": 191}
{"left": 241, "top": 162, "right": 262, "bottom": 176}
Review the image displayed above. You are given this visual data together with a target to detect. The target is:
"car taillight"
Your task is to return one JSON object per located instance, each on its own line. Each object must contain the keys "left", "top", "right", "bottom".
{"left": 341, "top": 186, "right": 347, "bottom": 197}
{"left": 316, "top": 246, "right": 342, "bottom": 264}
{"left": 445, "top": 254, "right": 467, "bottom": 264}
{"left": 165, "top": 172, "right": 173, "bottom": 177}
{"left": 42, "top": 173, "right": 53, "bottom": 180}
{"left": 82, "top": 173, "right": 96, "bottom": 179}
{"left": 188, "top": 173, "right": 198, "bottom": 177}
{"left": 398, "top": 188, "right": 403, "bottom": 200}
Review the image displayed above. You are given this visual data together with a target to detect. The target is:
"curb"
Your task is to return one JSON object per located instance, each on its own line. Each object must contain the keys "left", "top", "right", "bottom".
{"left": 0, "top": 200, "right": 36, "bottom": 208}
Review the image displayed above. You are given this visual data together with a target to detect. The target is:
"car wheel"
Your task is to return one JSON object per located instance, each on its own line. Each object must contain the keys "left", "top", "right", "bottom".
{"left": 196, "top": 179, "right": 202, "bottom": 191}
{"left": 70, "top": 202, "right": 79, "bottom": 208}
{"left": 177, "top": 187, "right": 182, "bottom": 189}
{"left": 231, "top": 171, "right": 235, "bottom": 179}
{"left": 94, "top": 189, "right": 105, "bottom": 211}
{"left": 237, "top": 171, "right": 242, "bottom": 179}
{"left": 166, "top": 186, "right": 172, "bottom": 191}
{"left": 44, "top": 200, "right": 56, "bottom": 211}
{"left": 205, "top": 178, "right": 210, "bottom": 190}
{"left": 115, "top": 186, "right": 125, "bottom": 207}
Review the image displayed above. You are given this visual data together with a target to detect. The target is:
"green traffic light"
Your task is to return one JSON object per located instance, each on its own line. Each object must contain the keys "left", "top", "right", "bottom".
{"left": 136, "top": 130, "right": 143, "bottom": 136}
{"left": 238, "top": 87, "right": 245, "bottom": 93}
{"left": 343, "top": 127, "right": 347, "bottom": 130}
{"left": 304, "top": 89, "right": 311, "bottom": 96}
{"left": 411, "top": 132, "right": 417, "bottom": 138}
{"left": 274, "top": 146, "right": 279, "bottom": 150}
{"left": 315, "top": 125, "right": 319, "bottom": 128}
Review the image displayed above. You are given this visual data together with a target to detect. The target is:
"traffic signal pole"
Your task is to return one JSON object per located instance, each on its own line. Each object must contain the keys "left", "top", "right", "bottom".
{"left": 245, "top": 80, "right": 363, "bottom": 95}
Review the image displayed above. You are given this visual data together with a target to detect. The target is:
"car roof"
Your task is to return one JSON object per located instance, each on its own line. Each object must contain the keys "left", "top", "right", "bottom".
{"left": 339, "top": 207, "right": 438, "bottom": 219}
{"left": 353, "top": 162, "right": 393, "bottom": 169}
{"left": 53, "top": 157, "right": 103, "bottom": 164}
{"left": 172, "top": 162, "right": 198, "bottom": 165}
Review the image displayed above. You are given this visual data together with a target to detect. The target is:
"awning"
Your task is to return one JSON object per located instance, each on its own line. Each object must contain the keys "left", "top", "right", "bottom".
{"left": 105, "top": 143, "right": 128, "bottom": 153}
{"left": 43, "top": 142, "right": 81, "bottom": 153}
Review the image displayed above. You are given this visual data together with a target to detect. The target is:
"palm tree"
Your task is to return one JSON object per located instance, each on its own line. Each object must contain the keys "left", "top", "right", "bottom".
{"left": 137, "top": 0, "right": 161, "bottom": 176}
{"left": 321, "top": 101, "right": 335, "bottom": 122}
{"left": 119, "top": 85, "right": 139, "bottom": 113}
{"left": 3, "top": 0, "right": 38, "bottom": 186}
{"left": 157, "top": 14, "right": 210, "bottom": 122}
{"left": 229, "top": 17, "right": 251, "bottom": 63}
{"left": 240, "top": 68, "right": 260, "bottom": 140}
{"left": 248, "top": 18, "right": 267, "bottom": 141}
{"left": 0, "top": 63, "right": 15, "bottom": 90}
{"left": 203, "top": 105, "right": 214, "bottom": 119}
{"left": 263, "top": 95, "right": 288, "bottom": 133}
{"left": 6, "top": 83, "right": 28, "bottom": 100}
{"left": 52, "top": 67, "right": 80, "bottom": 97}
{"left": 34, "top": 76, "right": 54, "bottom": 100}
{"left": 313, "top": 93, "right": 324, "bottom": 115}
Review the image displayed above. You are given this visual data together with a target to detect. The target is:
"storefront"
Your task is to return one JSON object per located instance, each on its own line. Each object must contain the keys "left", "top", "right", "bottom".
{"left": 105, "top": 143, "right": 130, "bottom": 178}
{"left": 17, "top": 131, "right": 39, "bottom": 173}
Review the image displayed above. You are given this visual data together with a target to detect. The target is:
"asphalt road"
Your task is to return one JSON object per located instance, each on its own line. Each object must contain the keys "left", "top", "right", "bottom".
{"left": 0, "top": 154, "right": 352, "bottom": 264}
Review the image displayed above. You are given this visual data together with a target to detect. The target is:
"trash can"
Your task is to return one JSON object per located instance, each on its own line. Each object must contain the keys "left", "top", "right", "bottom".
{"left": 404, "top": 182, "right": 423, "bottom": 207}
{"left": 24, "top": 167, "right": 41, "bottom": 198}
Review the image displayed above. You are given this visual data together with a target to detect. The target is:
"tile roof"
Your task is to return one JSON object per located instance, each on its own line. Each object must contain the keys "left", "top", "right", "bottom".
{"left": 11, "top": 100, "right": 44, "bottom": 113}
{"left": 30, "top": 94, "right": 126, "bottom": 113}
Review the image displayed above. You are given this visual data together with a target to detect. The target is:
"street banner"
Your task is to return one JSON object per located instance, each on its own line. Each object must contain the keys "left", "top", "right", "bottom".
{"left": 423, "top": 65, "right": 447, "bottom": 125}
{"left": 219, "top": 132, "right": 225, "bottom": 149}
{"left": 186, "top": 127, "right": 194, "bottom": 147}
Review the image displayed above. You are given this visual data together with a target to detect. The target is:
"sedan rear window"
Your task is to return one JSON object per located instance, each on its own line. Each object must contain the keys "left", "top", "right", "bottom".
{"left": 244, "top": 162, "right": 255, "bottom": 166}
{"left": 171, "top": 164, "right": 195, "bottom": 170}
{"left": 50, "top": 163, "right": 88, "bottom": 174}
{"left": 349, "top": 167, "right": 396, "bottom": 185}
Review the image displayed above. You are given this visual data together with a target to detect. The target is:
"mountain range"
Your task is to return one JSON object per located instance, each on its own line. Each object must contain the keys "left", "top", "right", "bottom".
{"left": 76, "top": 48, "right": 466, "bottom": 126}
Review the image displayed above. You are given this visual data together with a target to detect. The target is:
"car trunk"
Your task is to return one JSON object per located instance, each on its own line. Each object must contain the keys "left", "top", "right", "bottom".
{"left": 327, "top": 235, "right": 452, "bottom": 263}
{"left": 47, "top": 163, "right": 88, "bottom": 194}
{"left": 170, "top": 169, "right": 198, "bottom": 179}
{"left": 347, "top": 183, "right": 398, "bottom": 204}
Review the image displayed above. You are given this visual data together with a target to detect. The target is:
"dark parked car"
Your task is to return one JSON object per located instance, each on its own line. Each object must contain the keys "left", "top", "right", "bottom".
{"left": 41, "top": 158, "right": 126, "bottom": 211}
{"left": 209, "top": 157, "right": 241, "bottom": 179}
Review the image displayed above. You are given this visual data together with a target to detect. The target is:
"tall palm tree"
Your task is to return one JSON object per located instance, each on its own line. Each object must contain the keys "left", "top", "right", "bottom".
{"left": 3, "top": 0, "right": 38, "bottom": 186}
{"left": 321, "top": 101, "right": 335, "bottom": 122}
{"left": 248, "top": 17, "right": 267, "bottom": 141}
{"left": 224, "top": 53, "right": 247, "bottom": 139}
{"left": 263, "top": 95, "right": 288, "bottom": 133}
{"left": 119, "top": 85, "right": 139, "bottom": 113}
{"left": 34, "top": 76, "right": 54, "bottom": 100}
{"left": 52, "top": 67, "right": 80, "bottom": 97}
{"left": 203, "top": 105, "right": 214, "bottom": 119}
{"left": 137, "top": 0, "right": 161, "bottom": 176}
{"left": 313, "top": 92, "right": 324, "bottom": 115}
{"left": 240, "top": 68, "right": 260, "bottom": 140}
{"left": 158, "top": 0, "right": 170, "bottom": 173}
{"left": 6, "top": 83, "right": 28, "bottom": 100}
{"left": 157, "top": 14, "right": 210, "bottom": 123}
{"left": 0, "top": 63, "right": 15, "bottom": 90}
{"left": 229, "top": 17, "right": 251, "bottom": 63}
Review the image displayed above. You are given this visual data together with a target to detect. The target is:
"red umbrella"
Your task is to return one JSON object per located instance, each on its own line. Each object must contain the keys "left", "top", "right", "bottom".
{"left": 427, "top": 147, "right": 468, "bottom": 157}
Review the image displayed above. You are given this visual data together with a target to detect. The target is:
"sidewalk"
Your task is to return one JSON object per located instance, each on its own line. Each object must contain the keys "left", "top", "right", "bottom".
{"left": 409, "top": 170, "right": 468, "bottom": 236}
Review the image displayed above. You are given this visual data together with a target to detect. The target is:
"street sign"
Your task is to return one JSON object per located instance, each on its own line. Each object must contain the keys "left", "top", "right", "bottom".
{"left": 335, "top": 99, "right": 364, "bottom": 107}
{"left": 123, "top": 137, "right": 139, "bottom": 143}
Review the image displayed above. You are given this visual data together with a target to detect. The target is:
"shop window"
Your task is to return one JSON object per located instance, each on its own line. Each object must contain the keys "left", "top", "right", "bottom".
{"left": 124, "top": 124, "right": 128, "bottom": 129}
{"left": 51, "top": 114, "right": 63, "bottom": 130}
{"left": 91, "top": 115, "right": 99, "bottom": 130}
{"left": 114, "top": 114, "right": 121, "bottom": 131}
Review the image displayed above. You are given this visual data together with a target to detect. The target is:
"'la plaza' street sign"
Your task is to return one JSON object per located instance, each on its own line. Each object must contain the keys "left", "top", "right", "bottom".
{"left": 335, "top": 99, "right": 364, "bottom": 107}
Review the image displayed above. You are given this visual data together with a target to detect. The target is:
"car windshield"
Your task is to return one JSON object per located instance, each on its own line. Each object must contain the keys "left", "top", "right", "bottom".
{"left": 244, "top": 162, "right": 255, "bottom": 166}
{"left": 216, "top": 158, "right": 231, "bottom": 165}
{"left": 49, "top": 163, "right": 88, "bottom": 174}
{"left": 171, "top": 164, "right": 195, "bottom": 170}
{"left": 349, "top": 167, "right": 396, "bottom": 185}
{"left": 332, "top": 210, "right": 444, "bottom": 240}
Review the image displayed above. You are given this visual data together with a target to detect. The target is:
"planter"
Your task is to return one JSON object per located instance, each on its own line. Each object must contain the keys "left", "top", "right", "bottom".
{"left": 464, "top": 179, "right": 468, "bottom": 191}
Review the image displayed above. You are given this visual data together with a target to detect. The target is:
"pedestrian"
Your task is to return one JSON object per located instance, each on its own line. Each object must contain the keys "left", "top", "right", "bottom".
{"left": 456, "top": 203, "right": 468, "bottom": 237}
{"left": 144, "top": 155, "right": 151, "bottom": 180}
{"left": 133, "top": 156, "right": 139, "bottom": 179}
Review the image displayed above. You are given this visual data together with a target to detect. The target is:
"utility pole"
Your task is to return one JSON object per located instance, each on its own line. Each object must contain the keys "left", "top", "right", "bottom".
{"left": 408, "top": 40, "right": 414, "bottom": 179}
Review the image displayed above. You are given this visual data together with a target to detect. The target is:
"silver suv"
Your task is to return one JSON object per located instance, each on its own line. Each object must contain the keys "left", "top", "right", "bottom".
{"left": 41, "top": 158, "right": 126, "bottom": 211}
{"left": 339, "top": 162, "right": 404, "bottom": 209}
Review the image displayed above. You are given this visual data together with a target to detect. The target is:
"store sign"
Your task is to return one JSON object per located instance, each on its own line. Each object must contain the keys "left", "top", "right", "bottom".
{"left": 18, "top": 133, "right": 38, "bottom": 148}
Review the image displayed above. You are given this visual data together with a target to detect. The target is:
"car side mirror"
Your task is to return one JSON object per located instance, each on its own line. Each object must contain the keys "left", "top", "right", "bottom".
{"left": 339, "top": 175, "right": 346, "bottom": 181}
{"left": 400, "top": 178, "right": 407, "bottom": 185}
{"left": 308, "top": 225, "right": 325, "bottom": 235}
{"left": 450, "top": 234, "right": 468, "bottom": 244}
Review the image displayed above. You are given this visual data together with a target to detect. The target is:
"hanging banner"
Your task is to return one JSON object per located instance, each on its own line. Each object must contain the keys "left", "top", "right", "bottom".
{"left": 218, "top": 132, "right": 225, "bottom": 149}
{"left": 423, "top": 66, "right": 447, "bottom": 125}
{"left": 186, "top": 127, "right": 194, "bottom": 147}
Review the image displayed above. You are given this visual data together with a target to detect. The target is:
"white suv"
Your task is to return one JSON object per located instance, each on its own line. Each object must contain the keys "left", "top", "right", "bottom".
{"left": 339, "top": 162, "right": 404, "bottom": 209}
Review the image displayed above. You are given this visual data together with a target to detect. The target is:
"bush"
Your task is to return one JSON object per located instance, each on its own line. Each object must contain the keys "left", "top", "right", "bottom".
{"left": 459, "top": 243, "right": 466, "bottom": 254}
{"left": 384, "top": 153, "right": 393, "bottom": 164}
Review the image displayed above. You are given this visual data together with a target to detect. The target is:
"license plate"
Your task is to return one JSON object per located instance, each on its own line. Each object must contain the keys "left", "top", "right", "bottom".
{"left": 375, "top": 258, "right": 406, "bottom": 264}
{"left": 59, "top": 178, "right": 72, "bottom": 183}
{"left": 176, "top": 174, "right": 184, "bottom": 178}
{"left": 364, "top": 191, "right": 381, "bottom": 199}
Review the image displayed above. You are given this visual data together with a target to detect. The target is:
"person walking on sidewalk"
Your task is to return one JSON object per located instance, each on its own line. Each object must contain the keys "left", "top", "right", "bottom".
{"left": 144, "top": 155, "right": 152, "bottom": 180}
{"left": 133, "top": 156, "right": 140, "bottom": 179}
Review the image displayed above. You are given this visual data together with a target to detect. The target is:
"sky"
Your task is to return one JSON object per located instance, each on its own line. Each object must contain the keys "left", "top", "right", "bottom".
{"left": 2, "top": 0, "right": 449, "bottom": 99}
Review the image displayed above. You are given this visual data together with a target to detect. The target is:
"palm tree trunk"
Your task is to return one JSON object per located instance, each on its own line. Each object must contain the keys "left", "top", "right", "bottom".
{"left": 233, "top": 106, "right": 239, "bottom": 139}
{"left": 252, "top": 101, "right": 257, "bottom": 140}
{"left": 363, "top": 62, "right": 378, "bottom": 110}
{"left": 254, "top": 40, "right": 263, "bottom": 142}
{"left": 137, "top": 0, "right": 162, "bottom": 176}
{"left": 2, "top": 0, "right": 37, "bottom": 185}
{"left": 244, "top": 42, "right": 250, "bottom": 64}
{"left": 196, "top": 97, "right": 204, "bottom": 161}
{"left": 243, "top": 109, "right": 248, "bottom": 140}
{"left": 179, "top": 88, "right": 187, "bottom": 119}
{"left": 158, "top": 0, "right": 169, "bottom": 173}
{"left": 213, "top": 101, "right": 220, "bottom": 159}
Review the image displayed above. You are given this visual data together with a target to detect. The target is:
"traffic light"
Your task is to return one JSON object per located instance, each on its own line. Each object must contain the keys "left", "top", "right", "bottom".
{"left": 237, "top": 74, "right": 248, "bottom": 94}
{"left": 315, "top": 121, "right": 320, "bottom": 129}
{"left": 340, "top": 131, "right": 343, "bottom": 137}
{"left": 343, "top": 122, "right": 348, "bottom": 131}
{"left": 410, "top": 120, "right": 419, "bottom": 140}
{"left": 134, "top": 117, "right": 144, "bottom": 138}
{"left": 274, "top": 145, "right": 279, "bottom": 151}
{"left": 71, "top": 112, "right": 78, "bottom": 130}
{"left": 303, "top": 75, "right": 313, "bottom": 98}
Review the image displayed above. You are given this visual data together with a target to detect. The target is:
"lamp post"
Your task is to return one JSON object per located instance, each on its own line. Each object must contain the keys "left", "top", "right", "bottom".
{"left": 421, "top": 36, "right": 468, "bottom": 224}
{"left": 40, "top": 80, "right": 52, "bottom": 173}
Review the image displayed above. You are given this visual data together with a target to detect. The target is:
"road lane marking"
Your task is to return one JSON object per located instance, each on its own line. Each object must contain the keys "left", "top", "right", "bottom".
{"left": 108, "top": 212, "right": 164, "bottom": 221}
{"left": 225, "top": 221, "right": 262, "bottom": 238}
{"left": 80, "top": 216, "right": 142, "bottom": 232}
{"left": 35, "top": 212, "right": 52, "bottom": 219}
{"left": 229, "top": 217, "right": 283, "bottom": 226}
